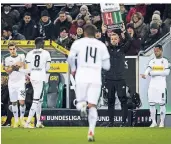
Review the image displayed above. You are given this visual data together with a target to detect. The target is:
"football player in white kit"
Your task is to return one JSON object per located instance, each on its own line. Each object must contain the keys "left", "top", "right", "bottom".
{"left": 68, "top": 24, "right": 110, "bottom": 141}
{"left": 21, "top": 37, "right": 51, "bottom": 128}
{"left": 141, "top": 45, "right": 170, "bottom": 127}
{"left": 4, "top": 42, "right": 26, "bottom": 128}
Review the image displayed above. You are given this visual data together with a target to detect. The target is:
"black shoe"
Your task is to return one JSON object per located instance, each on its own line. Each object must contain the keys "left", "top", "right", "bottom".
{"left": 2, "top": 123, "right": 11, "bottom": 127}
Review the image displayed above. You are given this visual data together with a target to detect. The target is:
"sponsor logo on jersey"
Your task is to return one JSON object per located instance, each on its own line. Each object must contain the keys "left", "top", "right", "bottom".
{"left": 152, "top": 66, "right": 164, "bottom": 71}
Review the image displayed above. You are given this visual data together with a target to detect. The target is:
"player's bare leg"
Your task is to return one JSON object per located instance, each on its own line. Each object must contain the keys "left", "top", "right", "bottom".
{"left": 87, "top": 103, "right": 97, "bottom": 142}
{"left": 11, "top": 102, "right": 19, "bottom": 128}
{"left": 19, "top": 100, "right": 26, "bottom": 127}
{"left": 149, "top": 103, "right": 157, "bottom": 127}
{"left": 159, "top": 103, "right": 166, "bottom": 127}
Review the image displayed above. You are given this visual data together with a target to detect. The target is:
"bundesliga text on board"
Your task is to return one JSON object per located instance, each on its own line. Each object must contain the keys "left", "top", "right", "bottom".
{"left": 41, "top": 115, "right": 126, "bottom": 122}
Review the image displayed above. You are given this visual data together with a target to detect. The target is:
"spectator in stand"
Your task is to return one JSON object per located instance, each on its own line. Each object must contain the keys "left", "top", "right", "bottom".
{"left": 11, "top": 25, "right": 26, "bottom": 40}
{"left": 69, "top": 15, "right": 85, "bottom": 36}
{"left": 120, "top": 4, "right": 128, "bottom": 25}
{"left": 19, "top": 12, "right": 38, "bottom": 40}
{"left": 54, "top": 11, "right": 72, "bottom": 39}
{"left": 144, "top": 4, "right": 165, "bottom": 24}
{"left": 142, "top": 22, "right": 163, "bottom": 50}
{"left": 76, "top": 5, "right": 91, "bottom": 23}
{"left": 38, "top": 10, "right": 55, "bottom": 40}
{"left": 61, "top": 4, "right": 80, "bottom": 20}
{"left": 126, "top": 4, "right": 147, "bottom": 23}
{"left": 95, "top": 29, "right": 103, "bottom": 42}
{"left": 130, "top": 12, "right": 148, "bottom": 40}
{"left": 56, "top": 27, "right": 72, "bottom": 50}
{"left": 163, "top": 5, "right": 171, "bottom": 34}
{"left": 91, "top": 11, "right": 102, "bottom": 30}
{"left": 76, "top": 27, "right": 84, "bottom": 39}
{"left": 2, "top": 5, "right": 20, "bottom": 28}
{"left": 70, "top": 27, "right": 84, "bottom": 41}
{"left": 19, "top": 4, "right": 40, "bottom": 24}
{"left": 2, "top": 26, "right": 13, "bottom": 40}
{"left": 125, "top": 23, "right": 141, "bottom": 55}
{"left": 149, "top": 10, "right": 169, "bottom": 36}
{"left": 44, "top": 4, "right": 60, "bottom": 22}
{"left": 2, "top": 18, "right": 8, "bottom": 31}
{"left": 163, "top": 4, "right": 171, "bottom": 28}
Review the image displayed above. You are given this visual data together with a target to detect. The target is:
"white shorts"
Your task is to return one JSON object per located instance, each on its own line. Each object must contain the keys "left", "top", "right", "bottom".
{"left": 76, "top": 83, "right": 101, "bottom": 105}
{"left": 148, "top": 87, "right": 167, "bottom": 104}
{"left": 31, "top": 80, "right": 45, "bottom": 100}
{"left": 8, "top": 84, "right": 26, "bottom": 102}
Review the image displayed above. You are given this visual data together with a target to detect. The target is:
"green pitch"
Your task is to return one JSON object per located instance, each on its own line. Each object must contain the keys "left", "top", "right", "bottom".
{"left": 2, "top": 127, "right": 170, "bottom": 144}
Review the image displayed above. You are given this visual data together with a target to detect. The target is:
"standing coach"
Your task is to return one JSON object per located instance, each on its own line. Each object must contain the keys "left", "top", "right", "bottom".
{"left": 104, "top": 24, "right": 132, "bottom": 127}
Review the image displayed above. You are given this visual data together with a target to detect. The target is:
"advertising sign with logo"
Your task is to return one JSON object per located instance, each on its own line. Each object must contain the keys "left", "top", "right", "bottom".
{"left": 100, "top": 3, "right": 122, "bottom": 30}
{"left": 41, "top": 109, "right": 132, "bottom": 127}
{"left": 132, "top": 109, "right": 157, "bottom": 127}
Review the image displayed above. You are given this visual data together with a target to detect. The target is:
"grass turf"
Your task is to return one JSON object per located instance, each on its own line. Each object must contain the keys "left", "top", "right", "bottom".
{"left": 1, "top": 127, "right": 170, "bottom": 144}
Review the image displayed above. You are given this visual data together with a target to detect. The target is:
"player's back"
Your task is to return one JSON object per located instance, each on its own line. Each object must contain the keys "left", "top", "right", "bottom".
{"left": 26, "top": 48, "right": 51, "bottom": 81}
{"left": 74, "top": 37, "right": 108, "bottom": 84}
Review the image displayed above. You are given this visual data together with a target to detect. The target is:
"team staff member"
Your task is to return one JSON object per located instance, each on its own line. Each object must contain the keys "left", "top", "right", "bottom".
{"left": 105, "top": 24, "right": 132, "bottom": 127}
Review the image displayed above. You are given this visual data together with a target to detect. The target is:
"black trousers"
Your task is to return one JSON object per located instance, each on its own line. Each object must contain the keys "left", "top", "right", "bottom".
{"left": 106, "top": 79, "right": 128, "bottom": 124}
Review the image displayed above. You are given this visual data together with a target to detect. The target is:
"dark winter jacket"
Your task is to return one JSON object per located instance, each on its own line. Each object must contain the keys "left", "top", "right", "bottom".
{"left": 105, "top": 32, "right": 132, "bottom": 80}
{"left": 38, "top": 19, "right": 55, "bottom": 40}
{"left": 19, "top": 20, "right": 37, "bottom": 40}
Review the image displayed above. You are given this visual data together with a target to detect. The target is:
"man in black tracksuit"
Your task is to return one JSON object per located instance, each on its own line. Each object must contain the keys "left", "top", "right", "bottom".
{"left": 104, "top": 28, "right": 132, "bottom": 127}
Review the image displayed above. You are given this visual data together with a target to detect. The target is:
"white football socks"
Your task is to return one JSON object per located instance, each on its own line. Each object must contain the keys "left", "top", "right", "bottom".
{"left": 26, "top": 100, "right": 38, "bottom": 125}
{"left": 12, "top": 104, "right": 19, "bottom": 123}
{"left": 160, "top": 105, "right": 166, "bottom": 124}
{"left": 149, "top": 105, "right": 156, "bottom": 124}
{"left": 36, "top": 101, "right": 42, "bottom": 125}
{"left": 20, "top": 104, "right": 26, "bottom": 120}
{"left": 88, "top": 107, "right": 98, "bottom": 135}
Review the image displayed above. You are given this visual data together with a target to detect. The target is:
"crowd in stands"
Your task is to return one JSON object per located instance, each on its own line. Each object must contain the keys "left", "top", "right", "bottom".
{"left": 1, "top": 4, "right": 171, "bottom": 55}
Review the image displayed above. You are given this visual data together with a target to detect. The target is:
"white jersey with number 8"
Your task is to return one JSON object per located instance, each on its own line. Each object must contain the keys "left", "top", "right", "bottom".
{"left": 25, "top": 48, "right": 51, "bottom": 81}
{"left": 70, "top": 37, "right": 110, "bottom": 84}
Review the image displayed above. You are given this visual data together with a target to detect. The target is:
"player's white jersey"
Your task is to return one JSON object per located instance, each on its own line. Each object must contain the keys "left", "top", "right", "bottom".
{"left": 5, "top": 54, "right": 25, "bottom": 85}
{"left": 70, "top": 37, "right": 110, "bottom": 84}
{"left": 148, "top": 57, "right": 170, "bottom": 90}
{"left": 25, "top": 48, "right": 51, "bottom": 81}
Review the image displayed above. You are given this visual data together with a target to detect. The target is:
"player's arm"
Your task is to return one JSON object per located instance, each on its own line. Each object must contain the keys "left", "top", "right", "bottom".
{"left": 102, "top": 44, "right": 111, "bottom": 71}
{"left": 67, "top": 41, "right": 79, "bottom": 73}
{"left": 4, "top": 58, "right": 13, "bottom": 74}
{"left": 46, "top": 51, "right": 51, "bottom": 72}
{"left": 140, "top": 60, "right": 152, "bottom": 79}
{"left": 150, "top": 60, "right": 171, "bottom": 76}
{"left": 19, "top": 53, "right": 31, "bottom": 74}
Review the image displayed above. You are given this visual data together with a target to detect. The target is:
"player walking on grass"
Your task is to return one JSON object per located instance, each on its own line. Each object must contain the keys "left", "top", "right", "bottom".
{"left": 141, "top": 44, "right": 170, "bottom": 127}
{"left": 4, "top": 42, "right": 26, "bottom": 128}
{"left": 21, "top": 37, "right": 51, "bottom": 128}
{"left": 68, "top": 24, "right": 111, "bottom": 141}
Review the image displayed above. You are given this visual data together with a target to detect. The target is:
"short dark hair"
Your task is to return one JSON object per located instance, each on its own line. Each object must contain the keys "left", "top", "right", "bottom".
{"left": 24, "top": 12, "right": 31, "bottom": 17}
{"left": 59, "top": 11, "right": 66, "bottom": 15}
{"left": 60, "top": 27, "right": 69, "bottom": 33}
{"left": 83, "top": 24, "right": 97, "bottom": 37}
{"left": 8, "top": 42, "right": 16, "bottom": 48}
{"left": 3, "top": 26, "right": 12, "bottom": 32}
{"left": 155, "top": 44, "right": 163, "bottom": 50}
{"left": 35, "top": 37, "right": 44, "bottom": 49}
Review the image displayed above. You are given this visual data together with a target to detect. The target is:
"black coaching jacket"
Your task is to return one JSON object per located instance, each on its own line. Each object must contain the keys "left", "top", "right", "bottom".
{"left": 105, "top": 32, "right": 132, "bottom": 81}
